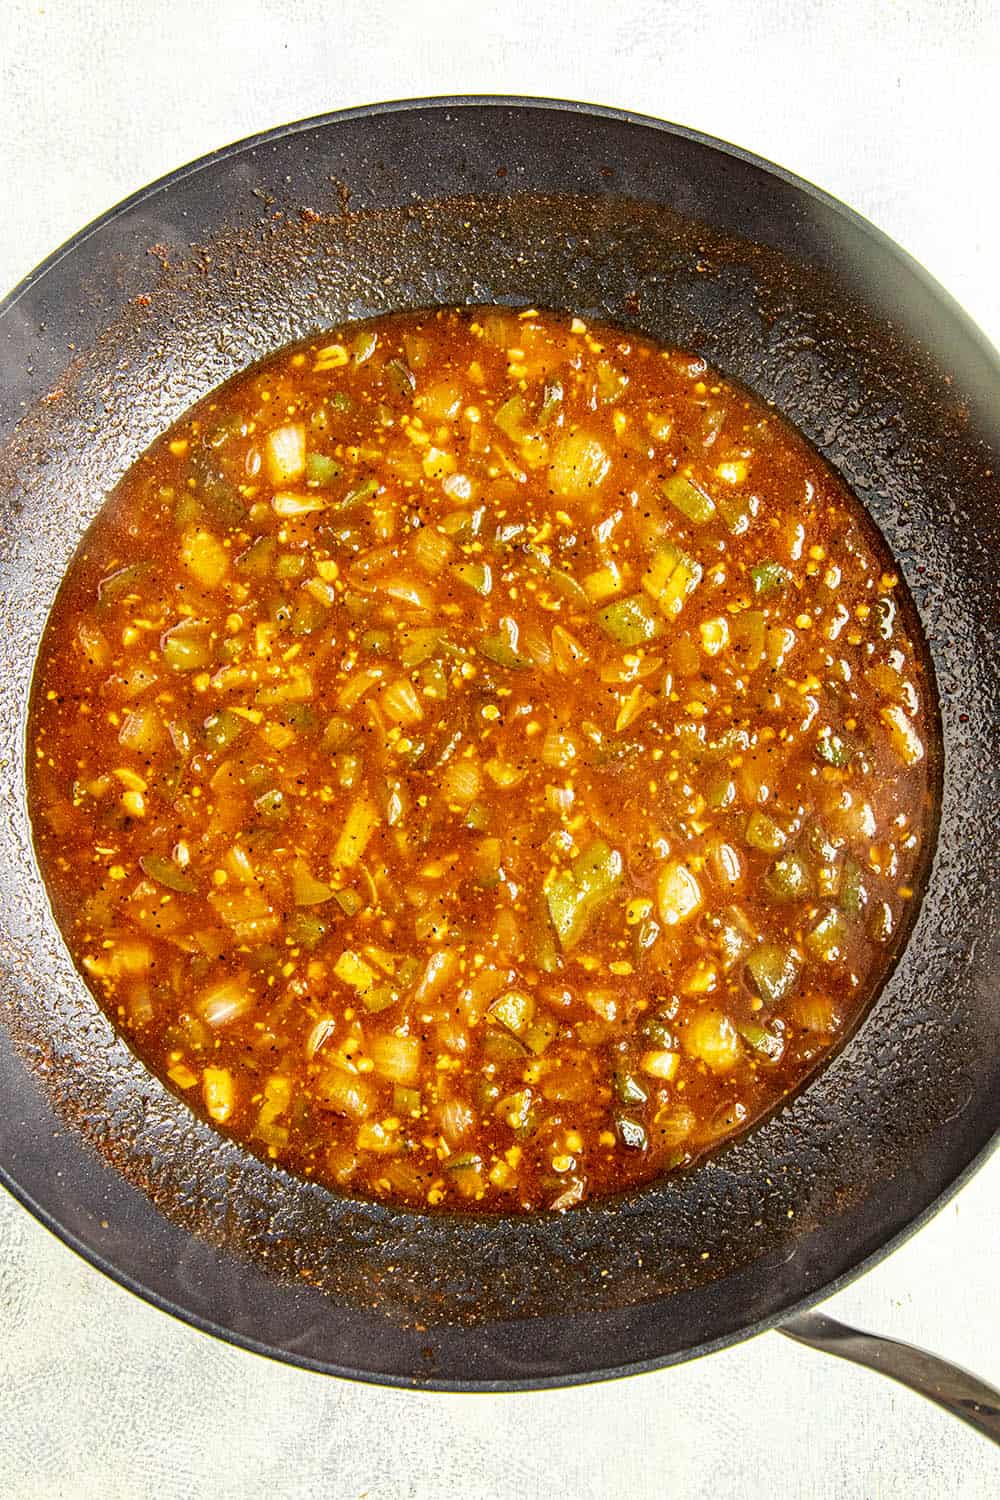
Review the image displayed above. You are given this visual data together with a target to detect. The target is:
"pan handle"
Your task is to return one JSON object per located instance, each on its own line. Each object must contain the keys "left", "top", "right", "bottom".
{"left": 779, "top": 1309, "right": 1000, "bottom": 1446}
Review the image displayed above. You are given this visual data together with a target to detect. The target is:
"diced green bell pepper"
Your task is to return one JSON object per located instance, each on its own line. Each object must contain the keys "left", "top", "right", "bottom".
{"left": 746, "top": 942, "right": 800, "bottom": 1004}
{"left": 546, "top": 839, "right": 624, "bottom": 950}
{"left": 749, "top": 560, "right": 789, "bottom": 596}
{"left": 816, "top": 730, "right": 853, "bottom": 767}
{"left": 139, "top": 854, "right": 195, "bottom": 894}
{"left": 745, "top": 810, "right": 787, "bottom": 853}
{"left": 203, "top": 709, "right": 246, "bottom": 750}
{"left": 736, "top": 1019, "right": 784, "bottom": 1061}
{"left": 596, "top": 593, "right": 662, "bottom": 646}
{"left": 764, "top": 852, "right": 812, "bottom": 901}
{"left": 663, "top": 473, "right": 716, "bottom": 525}
{"left": 839, "top": 857, "right": 867, "bottom": 915}
{"left": 479, "top": 616, "right": 532, "bottom": 668}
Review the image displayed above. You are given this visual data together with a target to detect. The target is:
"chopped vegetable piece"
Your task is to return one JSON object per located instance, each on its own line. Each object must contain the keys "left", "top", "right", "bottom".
{"left": 352, "top": 329, "right": 378, "bottom": 365}
{"left": 583, "top": 563, "right": 625, "bottom": 603}
{"left": 118, "top": 706, "right": 164, "bottom": 754}
{"left": 370, "top": 1034, "right": 421, "bottom": 1085}
{"left": 181, "top": 528, "right": 229, "bottom": 589}
{"left": 139, "top": 854, "right": 195, "bottom": 894}
{"left": 714, "top": 487, "right": 755, "bottom": 535}
{"left": 745, "top": 811, "right": 787, "bottom": 853}
{"left": 385, "top": 358, "right": 415, "bottom": 401}
{"left": 287, "top": 911, "right": 327, "bottom": 949}
{"left": 334, "top": 888, "right": 364, "bottom": 917}
{"left": 334, "top": 950, "right": 378, "bottom": 995}
{"left": 161, "top": 624, "right": 213, "bottom": 673}
{"left": 203, "top": 709, "right": 246, "bottom": 750}
{"left": 472, "top": 836, "right": 503, "bottom": 888}
{"left": 616, "top": 1117, "right": 648, "bottom": 1150}
{"left": 839, "top": 857, "right": 868, "bottom": 915}
{"left": 663, "top": 473, "right": 716, "bottom": 525}
{"left": 657, "top": 861, "right": 702, "bottom": 925}
{"left": 399, "top": 627, "right": 445, "bottom": 668}
{"left": 640, "top": 1049, "right": 680, "bottom": 1080}
{"left": 264, "top": 422, "right": 306, "bottom": 484}
{"left": 804, "top": 908, "right": 848, "bottom": 964}
{"left": 333, "top": 797, "right": 379, "bottom": 869}
{"left": 880, "top": 704, "right": 924, "bottom": 766}
{"left": 291, "top": 860, "right": 334, "bottom": 906}
{"left": 412, "top": 525, "right": 453, "bottom": 574}
{"left": 682, "top": 1009, "right": 740, "bottom": 1073}
{"left": 341, "top": 476, "right": 379, "bottom": 507}
{"left": 747, "top": 943, "right": 800, "bottom": 1005}
{"left": 749, "top": 560, "right": 789, "bottom": 596}
{"left": 494, "top": 395, "right": 528, "bottom": 440}
{"left": 764, "top": 853, "right": 812, "bottom": 901}
{"left": 381, "top": 678, "right": 424, "bottom": 726}
{"left": 235, "top": 536, "right": 275, "bottom": 578}
{"left": 544, "top": 568, "right": 589, "bottom": 609}
{"left": 452, "top": 561, "right": 493, "bottom": 596}
{"left": 479, "top": 616, "right": 533, "bottom": 668}
{"left": 489, "top": 990, "right": 535, "bottom": 1035}
{"left": 98, "top": 563, "right": 150, "bottom": 607}
{"left": 808, "top": 824, "right": 841, "bottom": 862}
{"left": 546, "top": 840, "right": 624, "bottom": 950}
{"left": 538, "top": 379, "right": 564, "bottom": 425}
{"left": 868, "top": 900, "right": 895, "bottom": 943}
{"left": 254, "top": 788, "right": 288, "bottom": 823}
{"left": 523, "top": 1017, "right": 559, "bottom": 1055}
{"left": 393, "top": 1084, "right": 422, "bottom": 1116}
{"left": 305, "top": 452, "right": 341, "bottom": 485}
{"left": 641, "top": 542, "right": 702, "bottom": 618}
{"left": 203, "top": 1067, "right": 235, "bottom": 1123}
{"left": 596, "top": 361, "right": 628, "bottom": 404}
{"left": 816, "top": 730, "right": 853, "bottom": 767}
{"left": 272, "top": 490, "right": 327, "bottom": 517}
{"left": 705, "top": 774, "right": 736, "bottom": 810}
{"left": 596, "top": 593, "right": 662, "bottom": 646}
{"left": 199, "top": 974, "right": 253, "bottom": 1028}
{"left": 735, "top": 1020, "right": 785, "bottom": 1062}
{"left": 317, "top": 1066, "right": 374, "bottom": 1120}
{"left": 732, "top": 608, "right": 766, "bottom": 670}
{"left": 614, "top": 1071, "right": 648, "bottom": 1106}
{"left": 548, "top": 431, "right": 611, "bottom": 497}
{"left": 712, "top": 907, "right": 755, "bottom": 971}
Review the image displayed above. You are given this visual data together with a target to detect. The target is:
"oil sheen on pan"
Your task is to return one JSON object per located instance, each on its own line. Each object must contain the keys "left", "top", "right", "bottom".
{"left": 27, "top": 306, "right": 934, "bottom": 1213}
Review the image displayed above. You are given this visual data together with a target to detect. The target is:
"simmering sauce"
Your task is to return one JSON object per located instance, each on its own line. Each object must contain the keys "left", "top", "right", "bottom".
{"left": 28, "top": 307, "right": 934, "bottom": 1210}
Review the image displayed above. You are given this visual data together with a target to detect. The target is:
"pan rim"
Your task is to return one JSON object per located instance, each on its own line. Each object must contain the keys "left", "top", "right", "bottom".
{"left": 1, "top": 94, "right": 997, "bottom": 1392}
{"left": 2, "top": 1115, "right": 995, "bottom": 1393}
{"left": 3, "top": 92, "right": 998, "bottom": 371}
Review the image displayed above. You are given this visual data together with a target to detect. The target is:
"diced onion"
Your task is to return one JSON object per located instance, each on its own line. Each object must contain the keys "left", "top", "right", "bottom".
{"left": 682, "top": 1010, "right": 740, "bottom": 1073}
{"left": 272, "top": 490, "right": 326, "bottom": 516}
{"left": 440, "top": 758, "right": 481, "bottom": 804}
{"left": 199, "top": 976, "right": 252, "bottom": 1028}
{"left": 437, "top": 1095, "right": 475, "bottom": 1143}
{"left": 381, "top": 678, "right": 424, "bottom": 726}
{"left": 411, "top": 525, "right": 454, "bottom": 573}
{"left": 264, "top": 422, "right": 306, "bottom": 484}
{"left": 657, "top": 861, "right": 703, "bottom": 925}
{"left": 370, "top": 1033, "right": 421, "bottom": 1085}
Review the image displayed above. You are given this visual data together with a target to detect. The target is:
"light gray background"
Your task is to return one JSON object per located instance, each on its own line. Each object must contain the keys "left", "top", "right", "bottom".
{"left": 1, "top": 2, "right": 997, "bottom": 1496}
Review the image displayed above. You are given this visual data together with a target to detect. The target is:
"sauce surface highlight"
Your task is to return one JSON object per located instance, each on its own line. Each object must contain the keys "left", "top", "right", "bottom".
{"left": 28, "top": 307, "right": 934, "bottom": 1211}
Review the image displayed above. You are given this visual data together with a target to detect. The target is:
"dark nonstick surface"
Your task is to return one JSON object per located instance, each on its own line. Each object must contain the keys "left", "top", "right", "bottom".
{"left": 0, "top": 99, "right": 997, "bottom": 1391}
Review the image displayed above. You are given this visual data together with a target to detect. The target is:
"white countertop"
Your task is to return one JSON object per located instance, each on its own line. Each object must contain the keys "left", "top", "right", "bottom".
{"left": 1, "top": 2, "right": 997, "bottom": 1495}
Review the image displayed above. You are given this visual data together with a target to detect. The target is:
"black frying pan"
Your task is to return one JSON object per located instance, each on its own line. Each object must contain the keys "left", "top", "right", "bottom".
{"left": 1, "top": 99, "right": 998, "bottom": 1409}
